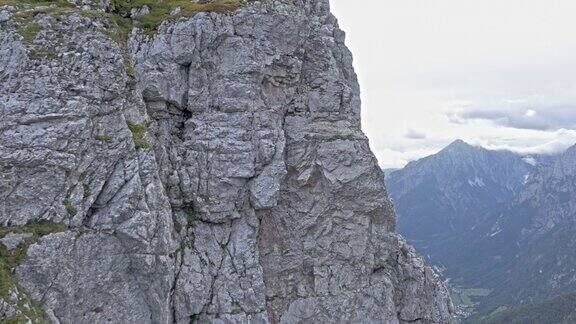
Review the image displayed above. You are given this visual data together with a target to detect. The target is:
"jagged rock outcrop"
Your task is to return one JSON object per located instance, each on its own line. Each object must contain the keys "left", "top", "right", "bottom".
{"left": 0, "top": 1, "right": 453, "bottom": 323}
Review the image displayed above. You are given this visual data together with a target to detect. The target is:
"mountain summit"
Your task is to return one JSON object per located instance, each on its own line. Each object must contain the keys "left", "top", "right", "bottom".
{"left": 387, "top": 140, "right": 534, "bottom": 245}
{"left": 443, "top": 139, "right": 476, "bottom": 151}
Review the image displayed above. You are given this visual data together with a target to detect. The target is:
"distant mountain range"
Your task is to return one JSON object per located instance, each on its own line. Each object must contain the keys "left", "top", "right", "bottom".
{"left": 385, "top": 140, "right": 576, "bottom": 321}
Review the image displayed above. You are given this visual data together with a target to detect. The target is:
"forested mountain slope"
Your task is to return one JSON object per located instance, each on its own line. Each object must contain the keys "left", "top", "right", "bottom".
{"left": 387, "top": 140, "right": 576, "bottom": 319}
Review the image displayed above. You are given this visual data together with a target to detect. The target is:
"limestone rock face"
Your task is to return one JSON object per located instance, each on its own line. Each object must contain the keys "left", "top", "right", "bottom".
{"left": 0, "top": 1, "right": 453, "bottom": 323}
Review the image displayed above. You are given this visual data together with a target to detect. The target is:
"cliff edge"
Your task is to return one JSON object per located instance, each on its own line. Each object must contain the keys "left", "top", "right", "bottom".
{"left": 0, "top": 1, "right": 453, "bottom": 323}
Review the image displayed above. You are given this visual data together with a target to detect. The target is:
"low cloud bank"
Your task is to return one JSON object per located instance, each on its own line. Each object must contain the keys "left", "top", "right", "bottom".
{"left": 450, "top": 105, "right": 576, "bottom": 131}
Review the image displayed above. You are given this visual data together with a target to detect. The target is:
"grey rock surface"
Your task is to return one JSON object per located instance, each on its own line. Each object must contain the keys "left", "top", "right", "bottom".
{"left": 0, "top": 1, "right": 453, "bottom": 323}
{"left": 0, "top": 232, "right": 33, "bottom": 250}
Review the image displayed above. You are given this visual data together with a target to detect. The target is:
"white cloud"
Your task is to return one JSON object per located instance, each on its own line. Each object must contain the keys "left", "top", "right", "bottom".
{"left": 405, "top": 129, "right": 427, "bottom": 140}
{"left": 330, "top": 0, "right": 576, "bottom": 168}
{"left": 450, "top": 105, "right": 576, "bottom": 131}
{"left": 478, "top": 129, "right": 576, "bottom": 155}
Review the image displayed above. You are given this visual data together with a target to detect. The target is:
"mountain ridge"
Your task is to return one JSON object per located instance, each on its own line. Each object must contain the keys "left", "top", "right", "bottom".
{"left": 386, "top": 139, "right": 574, "bottom": 319}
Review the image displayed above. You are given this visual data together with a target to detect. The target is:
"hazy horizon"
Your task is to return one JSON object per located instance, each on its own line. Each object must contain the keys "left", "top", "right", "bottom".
{"left": 331, "top": 0, "right": 576, "bottom": 168}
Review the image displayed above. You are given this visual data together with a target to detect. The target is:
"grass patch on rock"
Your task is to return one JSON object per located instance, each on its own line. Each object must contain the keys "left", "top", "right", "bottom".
{"left": 0, "top": 221, "right": 67, "bottom": 242}
{"left": 95, "top": 134, "right": 112, "bottom": 142}
{"left": 173, "top": 216, "right": 182, "bottom": 234}
{"left": 17, "top": 20, "right": 39, "bottom": 42}
{"left": 28, "top": 46, "right": 57, "bottom": 59}
{"left": 186, "top": 210, "right": 195, "bottom": 228}
{"left": 4, "top": 0, "right": 75, "bottom": 20}
{"left": 127, "top": 121, "right": 152, "bottom": 149}
{"left": 123, "top": 55, "right": 135, "bottom": 77}
{"left": 64, "top": 197, "right": 77, "bottom": 216}
{"left": 111, "top": 0, "right": 244, "bottom": 33}
{"left": 0, "top": 0, "right": 71, "bottom": 6}
{"left": 5, "top": 0, "right": 245, "bottom": 42}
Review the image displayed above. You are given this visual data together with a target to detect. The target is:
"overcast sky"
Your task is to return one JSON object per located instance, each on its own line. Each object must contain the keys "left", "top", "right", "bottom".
{"left": 330, "top": 0, "right": 576, "bottom": 168}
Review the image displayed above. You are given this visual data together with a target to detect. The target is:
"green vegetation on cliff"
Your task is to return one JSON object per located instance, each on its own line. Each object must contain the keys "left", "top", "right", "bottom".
{"left": 1, "top": 0, "right": 246, "bottom": 64}
{"left": 111, "top": 0, "right": 244, "bottom": 32}
{"left": 1, "top": 0, "right": 245, "bottom": 36}
{"left": 127, "top": 121, "right": 152, "bottom": 149}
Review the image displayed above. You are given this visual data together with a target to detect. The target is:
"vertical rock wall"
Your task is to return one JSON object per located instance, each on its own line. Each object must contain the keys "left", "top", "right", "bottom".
{"left": 0, "top": 1, "right": 453, "bottom": 323}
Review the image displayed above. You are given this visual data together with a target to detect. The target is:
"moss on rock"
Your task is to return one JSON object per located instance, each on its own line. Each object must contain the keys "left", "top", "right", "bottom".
{"left": 127, "top": 121, "right": 152, "bottom": 149}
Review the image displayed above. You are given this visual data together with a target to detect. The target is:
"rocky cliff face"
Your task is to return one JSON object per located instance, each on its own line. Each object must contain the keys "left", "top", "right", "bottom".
{"left": 0, "top": 1, "right": 452, "bottom": 323}
{"left": 521, "top": 145, "right": 576, "bottom": 234}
